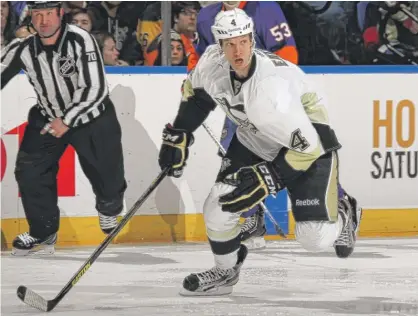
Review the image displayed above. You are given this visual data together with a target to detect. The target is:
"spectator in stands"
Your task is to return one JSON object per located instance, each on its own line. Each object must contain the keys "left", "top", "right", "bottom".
{"left": 93, "top": 31, "right": 129, "bottom": 66}
{"left": 62, "top": 1, "right": 88, "bottom": 23}
{"left": 144, "top": 30, "right": 187, "bottom": 66}
{"left": 196, "top": 1, "right": 298, "bottom": 65}
{"left": 172, "top": 1, "right": 200, "bottom": 42}
{"left": 137, "top": 2, "right": 163, "bottom": 56}
{"left": 171, "top": 1, "right": 200, "bottom": 70}
{"left": 88, "top": 1, "right": 148, "bottom": 65}
{"left": 1, "top": 1, "right": 17, "bottom": 49}
{"left": 71, "top": 8, "right": 93, "bottom": 32}
{"left": 142, "top": 2, "right": 200, "bottom": 69}
{"left": 171, "top": 35, "right": 186, "bottom": 65}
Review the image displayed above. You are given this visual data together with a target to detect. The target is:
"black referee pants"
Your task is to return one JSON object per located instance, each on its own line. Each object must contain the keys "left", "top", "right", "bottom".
{"left": 14, "top": 101, "right": 127, "bottom": 239}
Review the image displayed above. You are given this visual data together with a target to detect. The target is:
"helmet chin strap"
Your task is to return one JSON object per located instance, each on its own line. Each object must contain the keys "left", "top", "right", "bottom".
{"left": 37, "top": 25, "right": 61, "bottom": 39}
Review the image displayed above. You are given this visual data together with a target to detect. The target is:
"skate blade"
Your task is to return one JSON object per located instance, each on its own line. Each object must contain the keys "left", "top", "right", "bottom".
{"left": 243, "top": 236, "right": 266, "bottom": 250}
{"left": 11, "top": 244, "right": 55, "bottom": 256}
{"left": 179, "top": 285, "right": 233, "bottom": 297}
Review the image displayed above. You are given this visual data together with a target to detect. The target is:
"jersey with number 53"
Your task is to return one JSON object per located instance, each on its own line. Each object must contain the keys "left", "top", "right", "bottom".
{"left": 183, "top": 45, "right": 341, "bottom": 171}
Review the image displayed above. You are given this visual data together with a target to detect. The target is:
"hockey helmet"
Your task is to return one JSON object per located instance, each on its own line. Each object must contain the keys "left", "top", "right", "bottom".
{"left": 28, "top": 1, "right": 62, "bottom": 10}
{"left": 211, "top": 8, "right": 254, "bottom": 47}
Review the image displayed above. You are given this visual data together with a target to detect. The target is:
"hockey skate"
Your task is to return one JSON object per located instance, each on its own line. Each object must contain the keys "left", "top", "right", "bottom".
{"left": 98, "top": 213, "right": 118, "bottom": 234}
{"left": 180, "top": 244, "right": 248, "bottom": 296}
{"left": 11, "top": 232, "right": 57, "bottom": 256}
{"left": 240, "top": 207, "right": 266, "bottom": 250}
{"left": 334, "top": 193, "right": 363, "bottom": 258}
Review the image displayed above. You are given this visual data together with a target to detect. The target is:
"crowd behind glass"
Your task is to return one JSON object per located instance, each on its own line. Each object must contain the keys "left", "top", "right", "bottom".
{"left": 1, "top": 1, "right": 417, "bottom": 67}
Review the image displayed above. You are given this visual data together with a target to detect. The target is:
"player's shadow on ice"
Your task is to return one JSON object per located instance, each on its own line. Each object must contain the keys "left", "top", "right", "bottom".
{"left": 109, "top": 85, "right": 185, "bottom": 244}
{"left": 35, "top": 251, "right": 177, "bottom": 265}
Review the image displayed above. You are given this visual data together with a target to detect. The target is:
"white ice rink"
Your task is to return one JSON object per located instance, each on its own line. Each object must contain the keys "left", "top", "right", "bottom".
{"left": 2, "top": 238, "right": 418, "bottom": 316}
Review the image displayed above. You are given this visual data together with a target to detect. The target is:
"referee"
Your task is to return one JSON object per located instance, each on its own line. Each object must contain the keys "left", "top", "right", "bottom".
{"left": 1, "top": 1, "right": 127, "bottom": 256}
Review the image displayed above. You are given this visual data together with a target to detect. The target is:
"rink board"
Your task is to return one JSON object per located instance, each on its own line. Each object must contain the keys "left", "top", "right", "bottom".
{"left": 1, "top": 209, "right": 418, "bottom": 248}
{"left": 1, "top": 66, "right": 417, "bottom": 248}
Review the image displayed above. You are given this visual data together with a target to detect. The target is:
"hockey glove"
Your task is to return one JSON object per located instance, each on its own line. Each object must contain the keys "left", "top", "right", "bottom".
{"left": 158, "top": 124, "right": 194, "bottom": 178}
{"left": 219, "top": 162, "right": 282, "bottom": 213}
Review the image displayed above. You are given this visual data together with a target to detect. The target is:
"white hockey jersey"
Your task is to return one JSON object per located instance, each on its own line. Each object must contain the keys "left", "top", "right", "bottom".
{"left": 186, "top": 44, "right": 332, "bottom": 165}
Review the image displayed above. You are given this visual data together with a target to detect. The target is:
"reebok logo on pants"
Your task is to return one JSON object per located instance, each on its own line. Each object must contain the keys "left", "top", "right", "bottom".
{"left": 295, "top": 199, "right": 320, "bottom": 206}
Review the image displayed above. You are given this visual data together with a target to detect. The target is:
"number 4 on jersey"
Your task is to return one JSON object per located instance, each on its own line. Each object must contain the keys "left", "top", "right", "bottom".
{"left": 290, "top": 129, "right": 309, "bottom": 151}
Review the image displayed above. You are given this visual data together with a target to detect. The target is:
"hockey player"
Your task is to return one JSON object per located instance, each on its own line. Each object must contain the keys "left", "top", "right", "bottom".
{"left": 196, "top": 1, "right": 299, "bottom": 245}
{"left": 158, "top": 9, "right": 362, "bottom": 295}
{"left": 1, "top": 1, "right": 127, "bottom": 255}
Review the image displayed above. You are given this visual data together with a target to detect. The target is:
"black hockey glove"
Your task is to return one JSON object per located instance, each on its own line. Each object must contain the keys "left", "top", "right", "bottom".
{"left": 219, "top": 162, "right": 283, "bottom": 213}
{"left": 158, "top": 124, "right": 194, "bottom": 178}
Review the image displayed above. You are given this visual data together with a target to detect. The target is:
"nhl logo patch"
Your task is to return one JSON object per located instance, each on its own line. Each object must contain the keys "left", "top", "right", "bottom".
{"left": 58, "top": 56, "right": 76, "bottom": 77}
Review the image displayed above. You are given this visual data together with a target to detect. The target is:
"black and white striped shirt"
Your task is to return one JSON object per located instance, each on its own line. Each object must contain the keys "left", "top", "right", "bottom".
{"left": 1, "top": 23, "right": 108, "bottom": 127}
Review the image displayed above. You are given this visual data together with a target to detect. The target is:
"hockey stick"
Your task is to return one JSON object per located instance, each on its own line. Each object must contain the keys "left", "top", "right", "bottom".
{"left": 202, "top": 123, "right": 287, "bottom": 238}
{"left": 16, "top": 167, "right": 170, "bottom": 312}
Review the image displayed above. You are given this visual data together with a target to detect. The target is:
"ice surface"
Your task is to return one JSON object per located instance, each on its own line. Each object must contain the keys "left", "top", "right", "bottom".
{"left": 2, "top": 238, "right": 418, "bottom": 316}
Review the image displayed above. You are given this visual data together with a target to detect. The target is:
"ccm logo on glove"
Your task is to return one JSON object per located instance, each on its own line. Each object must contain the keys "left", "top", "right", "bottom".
{"left": 158, "top": 124, "right": 194, "bottom": 178}
{"left": 257, "top": 164, "right": 277, "bottom": 195}
{"left": 162, "top": 133, "right": 180, "bottom": 143}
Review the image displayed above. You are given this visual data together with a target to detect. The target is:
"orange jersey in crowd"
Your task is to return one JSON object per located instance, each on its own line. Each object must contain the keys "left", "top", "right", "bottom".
{"left": 144, "top": 30, "right": 198, "bottom": 71}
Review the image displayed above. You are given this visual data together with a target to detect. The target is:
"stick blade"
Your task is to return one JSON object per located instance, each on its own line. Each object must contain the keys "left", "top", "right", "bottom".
{"left": 274, "top": 224, "right": 287, "bottom": 238}
{"left": 17, "top": 285, "right": 51, "bottom": 312}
